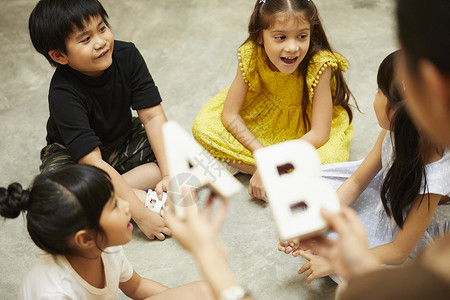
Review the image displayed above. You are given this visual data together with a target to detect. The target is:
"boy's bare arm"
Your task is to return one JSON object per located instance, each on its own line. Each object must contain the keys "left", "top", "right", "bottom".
{"left": 79, "top": 147, "right": 170, "bottom": 240}
{"left": 137, "top": 104, "right": 170, "bottom": 198}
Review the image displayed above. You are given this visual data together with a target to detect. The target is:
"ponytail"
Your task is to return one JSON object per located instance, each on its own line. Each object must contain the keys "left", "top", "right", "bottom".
{"left": 377, "top": 50, "right": 434, "bottom": 228}
{"left": 0, "top": 183, "right": 31, "bottom": 219}
{"left": 380, "top": 103, "right": 427, "bottom": 228}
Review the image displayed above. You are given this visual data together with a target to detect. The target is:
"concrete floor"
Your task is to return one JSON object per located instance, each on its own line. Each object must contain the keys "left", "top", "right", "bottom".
{"left": 0, "top": 0, "right": 398, "bottom": 299}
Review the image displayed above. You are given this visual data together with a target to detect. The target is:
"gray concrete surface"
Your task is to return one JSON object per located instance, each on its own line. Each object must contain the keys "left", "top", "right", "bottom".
{"left": 0, "top": 0, "right": 397, "bottom": 299}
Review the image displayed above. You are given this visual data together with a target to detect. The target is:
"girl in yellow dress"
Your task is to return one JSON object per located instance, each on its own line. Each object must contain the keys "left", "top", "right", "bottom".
{"left": 192, "top": 0, "right": 357, "bottom": 201}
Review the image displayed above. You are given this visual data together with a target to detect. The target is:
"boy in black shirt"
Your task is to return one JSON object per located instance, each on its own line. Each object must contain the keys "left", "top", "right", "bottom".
{"left": 29, "top": 0, "right": 171, "bottom": 240}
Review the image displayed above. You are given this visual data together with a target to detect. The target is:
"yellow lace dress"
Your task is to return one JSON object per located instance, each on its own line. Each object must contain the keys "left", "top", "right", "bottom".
{"left": 192, "top": 41, "right": 354, "bottom": 165}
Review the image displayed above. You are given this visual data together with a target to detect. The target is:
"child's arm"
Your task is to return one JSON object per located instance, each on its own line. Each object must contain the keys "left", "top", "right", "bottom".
{"left": 136, "top": 104, "right": 170, "bottom": 199}
{"left": 369, "top": 193, "right": 442, "bottom": 265}
{"left": 121, "top": 273, "right": 216, "bottom": 300}
{"left": 78, "top": 148, "right": 170, "bottom": 240}
{"left": 337, "top": 130, "right": 386, "bottom": 206}
{"left": 293, "top": 207, "right": 382, "bottom": 284}
{"left": 299, "top": 66, "right": 333, "bottom": 148}
{"left": 119, "top": 270, "right": 168, "bottom": 299}
{"left": 221, "top": 64, "right": 264, "bottom": 153}
{"left": 222, "top": 65, "right": 268, "bottom": 201}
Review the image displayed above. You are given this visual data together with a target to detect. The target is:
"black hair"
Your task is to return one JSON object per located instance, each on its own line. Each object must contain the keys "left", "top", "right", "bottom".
{"left": 245, "top": 0, "right": 356, "bottom": 132}
{"left": 29, "top": 0, "right": 109, "bottom": 67}
{"left": 397, "top": 0, "right": 450, "bottom": 76}
{"left": 0, "top": 165, "right": 113, "bottom": 255}
{"left": 378, "top": 51, "right": 430, "bottom": 228}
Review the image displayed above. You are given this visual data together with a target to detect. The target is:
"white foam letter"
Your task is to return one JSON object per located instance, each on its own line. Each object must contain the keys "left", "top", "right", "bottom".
{"left": 254, "top": 140, "right": 340, "bottom": 240}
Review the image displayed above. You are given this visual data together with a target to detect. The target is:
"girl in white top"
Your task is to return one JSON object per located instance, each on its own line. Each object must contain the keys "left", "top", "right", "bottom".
{"left": 281, "top": 51, "right": 449, "bottom": 284}
{"left": 0, "top": 164, "right": 212, "bottom": 299}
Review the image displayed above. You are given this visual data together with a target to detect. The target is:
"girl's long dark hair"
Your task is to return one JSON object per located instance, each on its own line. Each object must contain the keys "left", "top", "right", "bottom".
{"left": 378, "top": 51, "right": 429, "bottom": 228}
{"left": 245, "top": 0, "right": 356, "bottom": 131}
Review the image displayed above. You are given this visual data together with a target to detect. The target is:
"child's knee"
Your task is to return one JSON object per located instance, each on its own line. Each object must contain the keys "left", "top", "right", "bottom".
{"left": 192, "top": 120, "right": 209, "bottom": 145}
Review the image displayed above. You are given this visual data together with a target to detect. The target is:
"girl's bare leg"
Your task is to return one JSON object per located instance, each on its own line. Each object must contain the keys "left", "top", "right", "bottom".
{"left": 227, "top": 161, "right": 256, "bottom": 174}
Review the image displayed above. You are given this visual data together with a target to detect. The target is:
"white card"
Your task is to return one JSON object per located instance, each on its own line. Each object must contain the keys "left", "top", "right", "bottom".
{"left": 145, "top": 190, "right": 167, "bottom": 216}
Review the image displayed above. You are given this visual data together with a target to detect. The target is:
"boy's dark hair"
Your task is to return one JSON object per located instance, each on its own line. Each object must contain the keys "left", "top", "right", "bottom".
{"left": 29, "top": 0, "right": 109, "bottom": 67}
{"left": 0, "top": 165, "right": 113, "bottom": 255}
{"left": 397, "top": 0, "right": 450, "bottom": 76}
{"left": 245, "top": 0, "right": 356, "bottom": 132}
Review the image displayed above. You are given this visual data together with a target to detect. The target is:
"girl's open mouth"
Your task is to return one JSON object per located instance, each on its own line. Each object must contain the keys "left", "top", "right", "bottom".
{"left": 281, "top": 57, "right": 298, "bottom": 65}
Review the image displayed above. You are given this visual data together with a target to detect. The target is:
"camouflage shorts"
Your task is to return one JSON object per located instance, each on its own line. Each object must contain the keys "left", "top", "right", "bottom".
{"left": 40, "top": 117, "right": 156, "bottom": 174}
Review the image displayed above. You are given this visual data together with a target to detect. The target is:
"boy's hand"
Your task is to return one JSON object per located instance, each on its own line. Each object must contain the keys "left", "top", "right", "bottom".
{"left": 134, "top": 209, "right": 171, "bottom": 240}
{"left": 248, "top": 169, "right": 268, "bottom": 202}
{"left": 155, "top": 175, "right": 170, "bottom": 200}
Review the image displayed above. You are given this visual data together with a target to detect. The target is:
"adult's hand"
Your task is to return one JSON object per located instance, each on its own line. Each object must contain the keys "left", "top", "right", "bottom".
{"left": 165, "top": 186, "right": 228, "bottom": 258}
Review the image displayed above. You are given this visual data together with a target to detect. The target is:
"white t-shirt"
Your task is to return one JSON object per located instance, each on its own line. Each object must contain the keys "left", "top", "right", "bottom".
{"left": 18, "top": 246, "right": 133, "bottom": 300}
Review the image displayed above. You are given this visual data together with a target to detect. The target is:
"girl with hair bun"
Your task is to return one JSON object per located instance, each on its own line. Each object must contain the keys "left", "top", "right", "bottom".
{"left": 0, "top": 164, "right": 212, "bottom": 299}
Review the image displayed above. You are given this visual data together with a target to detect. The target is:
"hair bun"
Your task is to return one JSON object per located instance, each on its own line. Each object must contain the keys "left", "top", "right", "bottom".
{"left": 0, "top": 183, "right": 30, "bottom": 218}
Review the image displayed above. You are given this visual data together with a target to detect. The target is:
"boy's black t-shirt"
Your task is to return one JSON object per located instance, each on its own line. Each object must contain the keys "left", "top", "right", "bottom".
{"left": 46, "top": 40, "right": 162, "bottom": 162}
